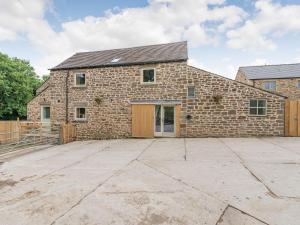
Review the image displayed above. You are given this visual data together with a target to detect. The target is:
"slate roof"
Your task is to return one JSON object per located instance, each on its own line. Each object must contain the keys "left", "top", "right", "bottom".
{"left": 239, "top": 63, "right": 300, "bottom": 80}
{"left": 51, "top": 41, "right": 188, "bottom": 70}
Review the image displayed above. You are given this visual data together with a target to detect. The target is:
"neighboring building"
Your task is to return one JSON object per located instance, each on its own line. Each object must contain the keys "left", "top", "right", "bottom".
{"left": 27, "top": 41, "right": 285, "bottom": 139}
{"left": 236, "top": 64, "right": 300, "bottom": 99}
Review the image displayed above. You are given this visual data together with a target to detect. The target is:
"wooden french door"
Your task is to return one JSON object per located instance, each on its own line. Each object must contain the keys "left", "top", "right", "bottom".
{"left": 131, "top": 104, "right": 181, "bottom": 138}
{"left": 154, "top": 105, "right": 176, "bottom": 137}
{"left": 285, "top": 100, "right": 300, "bottom": 136}
{"left": 132, "top": 104, "right": 154, "bottom": 138}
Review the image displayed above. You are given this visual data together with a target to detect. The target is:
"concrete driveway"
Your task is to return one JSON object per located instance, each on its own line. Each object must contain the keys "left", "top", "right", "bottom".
{"left": 0, "top": 138, "right": 300, "bottom": 225}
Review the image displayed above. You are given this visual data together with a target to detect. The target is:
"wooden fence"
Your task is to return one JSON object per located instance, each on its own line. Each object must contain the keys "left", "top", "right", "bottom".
{"left": 285, "top": 100, "right": 300, "bottom": 136}
{"left": 0, "top": 120, "right": 77, "bottom": 144}
{"left": 61, "top": 123, "right": 77, "bottom": 144}
{"left": 0, "top": 120, "right": 20, "bottom": 144}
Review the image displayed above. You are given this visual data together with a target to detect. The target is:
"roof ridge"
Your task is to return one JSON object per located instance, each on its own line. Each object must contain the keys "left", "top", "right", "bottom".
{"left": 75, "top": 41, "right": 187, "bottom": 54}
{"left": 51, "top": 41, "right": 188, "bottom": 70}
{"left": 239, "top": 62, "right": 300, "bottom": 69}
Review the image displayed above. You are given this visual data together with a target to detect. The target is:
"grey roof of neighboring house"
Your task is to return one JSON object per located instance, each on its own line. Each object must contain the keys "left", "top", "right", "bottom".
{"left": 239, "top": 63, "right": 300, "bottom": 80}
{"left": 51, "top": 41, "right": 188, "bottom": 70}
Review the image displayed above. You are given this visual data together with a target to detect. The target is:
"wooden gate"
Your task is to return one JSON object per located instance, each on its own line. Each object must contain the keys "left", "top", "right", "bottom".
{"left": 285, "top": 100, "right": 300, "bottom": 136}
{"left": 132, "top": 104, "right": 154, "bottom": 138}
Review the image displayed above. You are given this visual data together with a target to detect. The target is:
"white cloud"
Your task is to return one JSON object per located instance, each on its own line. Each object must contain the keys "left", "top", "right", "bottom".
{"left": 225, "top": 64, "right": 237, "bottom": 78}
{"left": 226, "top": 0, "right": 300, "bottom": 51}
{"left": 188, "top": 57, "right": 238, "bottom": 79}
{"left": 188, "top": 58, "right": 206, "bottom": 69}
{"left": 183, "top": 24, "right": 216, "bottom": 47}
{"left": 227, "top": 21, "right": 277, "bottom": 50}
{"left": 251, "top": 58, "right": 268, "bottom": 65}
{"left": 208, "top": 5, "right": 247, "bottom": 32}
{"left": 0, "top": 0, "right": 247, "bottom": 75}
{"left": 0, "top": 0, "right": 50, "bottom": 41}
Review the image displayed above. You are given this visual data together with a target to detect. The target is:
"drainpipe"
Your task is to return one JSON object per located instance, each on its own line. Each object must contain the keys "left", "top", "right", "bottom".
{"left": 65, "top": 71, "right": 70, "bottom": 123}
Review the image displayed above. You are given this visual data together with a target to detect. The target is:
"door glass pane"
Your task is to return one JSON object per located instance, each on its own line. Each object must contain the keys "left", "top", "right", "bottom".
{"left": 155, "top": 105, "right": 161, "bottom": 132}
{"left": 163, "top": 106, "right": 174, "bottom": 132}
{"left": 43, "top": 107, "right": 50, "bottom": 119}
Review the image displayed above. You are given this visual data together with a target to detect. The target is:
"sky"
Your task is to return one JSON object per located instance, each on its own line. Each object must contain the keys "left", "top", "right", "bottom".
{"left": 0, "top": 0, "right": 300, "bottom": 79}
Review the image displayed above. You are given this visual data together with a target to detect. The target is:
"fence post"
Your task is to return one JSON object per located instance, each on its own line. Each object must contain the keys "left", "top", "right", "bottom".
{"left": 17, "top": 117, "right": 20, "bottom": 142}
{"left": 60, "top": 122, "right": 63, "bottom": 145}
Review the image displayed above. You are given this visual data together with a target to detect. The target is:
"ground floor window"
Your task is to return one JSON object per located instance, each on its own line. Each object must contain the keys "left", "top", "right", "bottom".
{"left": 41, "top": 106, "right": 50, "bottom": 122}
{"left": 249, "top": 99, "right": 267, "bottom": 116}
{"left": 75, "top": 107, "right": 86, "bottom": 120}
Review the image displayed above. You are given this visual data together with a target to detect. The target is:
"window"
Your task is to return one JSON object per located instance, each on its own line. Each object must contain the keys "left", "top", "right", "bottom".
{"left": 141, "top": 69, "right": 155, "bottom": 83}
{"left": 249, "top": 100, "right": 267, "bottom": 116}
{"left": 297, "top": 80, "right": 300, "bottom": 89}
{"left": 75, "top": 73, "right": 86, "bottom": 86}
{"left": 41, "top": 106, "right": 50, "bottom": 122}
{"left": 111, "top": 58, "right": 121, "bottom": 63}
{"left": 75, "top": 107, "right": 86, "bottom": 120}
{"left": 263, "top": 81, "right": 276, "bottom": 91}
{"left": 187, "top": 86, "right": 195, "bottom": 98}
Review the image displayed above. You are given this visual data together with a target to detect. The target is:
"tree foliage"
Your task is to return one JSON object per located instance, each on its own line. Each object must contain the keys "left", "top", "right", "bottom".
{"left": 0, "top": 53, "right": 43, "bottom": 120}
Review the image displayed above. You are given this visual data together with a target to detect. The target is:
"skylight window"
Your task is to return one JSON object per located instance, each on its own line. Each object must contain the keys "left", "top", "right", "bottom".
{"left": 111, "top": 58, "right": 121, "bottom": 63}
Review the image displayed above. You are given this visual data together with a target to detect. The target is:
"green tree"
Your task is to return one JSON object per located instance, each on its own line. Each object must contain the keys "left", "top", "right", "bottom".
{"left": 42, "top": 74, "right": 50, "bottom": 82}
{"left": 0, "top": 53, "right": 42, "bottom": 120}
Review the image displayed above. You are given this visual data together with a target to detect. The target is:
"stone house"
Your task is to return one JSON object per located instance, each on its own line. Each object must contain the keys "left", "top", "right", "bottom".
{"left": 27, "top": 41, "right": 285, "bottom": 139}
{"left": 236, "top": 64, "right": 300, "bottom": 99}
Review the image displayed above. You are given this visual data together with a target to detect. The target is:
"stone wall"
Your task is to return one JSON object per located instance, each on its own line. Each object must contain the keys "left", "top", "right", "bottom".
{"left": 27, "top": 70, "right": 67, "bottom": 123}
{"left": 28, "top": 62, "right": 285, "bottom": 139}
{"left": 235, "top": 70, "right": 254, "bottom": 86}
{"left": 185, "top": 66, "right": 284, "bottom": 137}
{"left": 236, "top": 69, "right": 300, "bottom": 99}
{"left": 253, "top": 79, "right": 300, "bottom": 99}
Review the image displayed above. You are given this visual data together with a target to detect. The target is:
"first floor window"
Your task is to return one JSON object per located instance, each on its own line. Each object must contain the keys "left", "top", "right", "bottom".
{"left": 250, "top": 99, "right": 267, "bottom": 116}
{"left": 142, "top": 69, "right": 155, "bottom": 83}
{"left": 75, "top": 73, "right": 86, "bottom": 86}
{"left": 263, "top": 81, "right": 276, "bottom": 91}
{"left": 75, "top": 107, "right": 86, "bottom": 120}
{"left": 187, "top": 86, "right": 195, "bottom": 98}
{"left": 297, "top": 80, "right": 300, "bottom": 89}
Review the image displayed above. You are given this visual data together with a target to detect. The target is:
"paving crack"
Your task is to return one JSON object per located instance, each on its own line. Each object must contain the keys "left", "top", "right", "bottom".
{"left": 260, "top": 138, "right": 300, "bottom": 156}
{"left": 137, "top": 159, "right": 227, "bottom": 205}
{"left": 218, "top": 138, "right": 300, "bottom": 201}
{"left": 215, "top": 205, "right": 270, "bottom": 225}
{"left": 215, "top": 204, "right": 230, "bottom": 225}
{"left": 48, "top": 139, "right": 156, "bottom": 225}
{"left": 0, "top": 141, "right": 116, "bottom": 196}
{"left": 136, "top": 139, "right": 156, "bottom": 160}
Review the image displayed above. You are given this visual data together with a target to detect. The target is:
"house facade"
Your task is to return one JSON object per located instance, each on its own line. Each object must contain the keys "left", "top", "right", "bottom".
{"left": 236, "top": 64, "right": 300, "bottom": 99}
{"left": 27, "top": 42, "right": 285, "bottom": 139}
